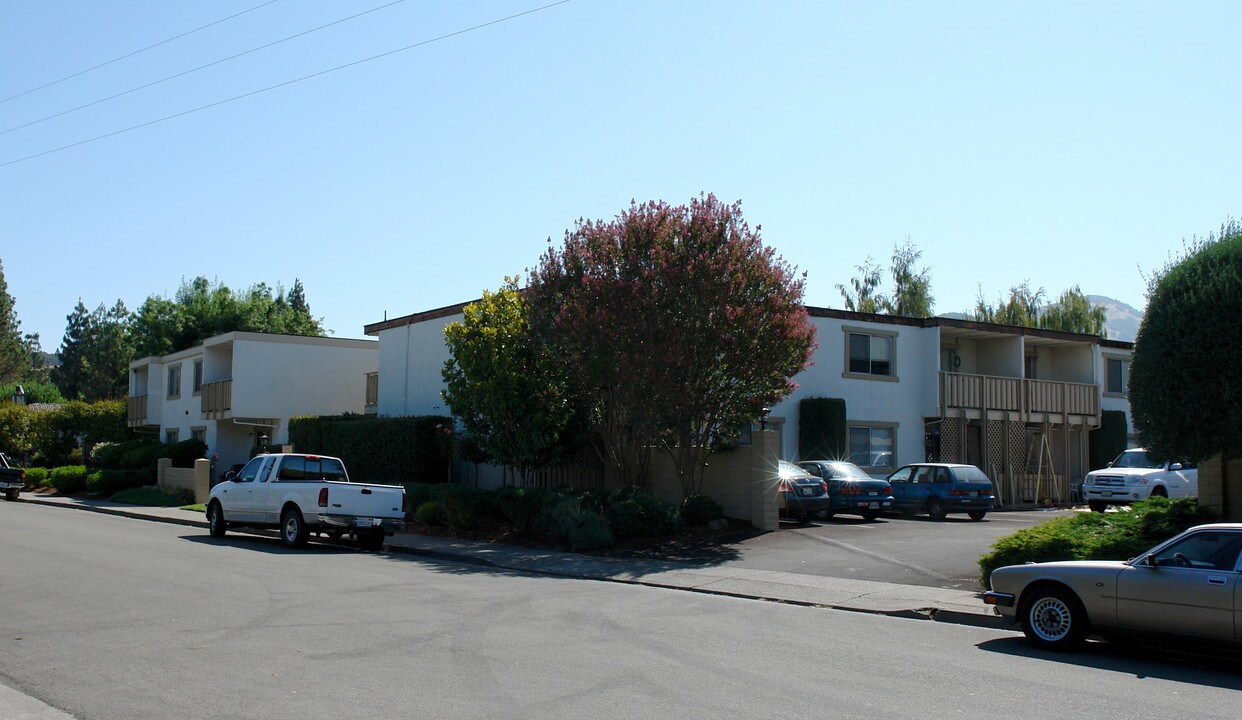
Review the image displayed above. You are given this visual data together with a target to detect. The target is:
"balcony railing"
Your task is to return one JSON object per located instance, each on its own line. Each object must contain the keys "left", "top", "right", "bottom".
{"left": 940, "top": 372, "right": 1099, "bottom": 422}
{"left": 201, "top": 379, "right": 232, "bottom": 417}
{"left": 127, "top": 394, "right": 148, "bottom": 427}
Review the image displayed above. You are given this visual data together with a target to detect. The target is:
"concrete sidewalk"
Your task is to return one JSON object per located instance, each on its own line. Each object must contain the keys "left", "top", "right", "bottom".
{"left": 14, "top": 494, "right": 1006, "bottom": 630}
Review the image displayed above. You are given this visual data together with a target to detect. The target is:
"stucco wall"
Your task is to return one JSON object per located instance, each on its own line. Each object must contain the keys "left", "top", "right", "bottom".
{"left": 376, "top": 314, "right": 460, "bottom": 418}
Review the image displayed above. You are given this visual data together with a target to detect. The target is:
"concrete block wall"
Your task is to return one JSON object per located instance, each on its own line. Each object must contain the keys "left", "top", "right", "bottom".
{"left": 648, "top": 431, "right": 781, "bottom": 531}
{"left": 1197, "top": 455, "right": 1242, "bottom": 521}
{"left": 157, "top": 458, "right": 212, "bottom": 503}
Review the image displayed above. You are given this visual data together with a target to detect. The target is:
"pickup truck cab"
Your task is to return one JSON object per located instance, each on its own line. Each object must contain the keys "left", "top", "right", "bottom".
{"left": 206, "top": 453, "right": 406, "bottom": 550}
{"left": 1081, "top": 448, "right": 1197, "bottom": 512}
{"left": 0, "top": 452, "right": 24, "bottom": 501}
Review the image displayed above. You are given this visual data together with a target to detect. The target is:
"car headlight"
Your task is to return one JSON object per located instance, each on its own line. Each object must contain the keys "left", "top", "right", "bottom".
{"left": 1126, "top": 477, "right": 1149, "bottom": 486}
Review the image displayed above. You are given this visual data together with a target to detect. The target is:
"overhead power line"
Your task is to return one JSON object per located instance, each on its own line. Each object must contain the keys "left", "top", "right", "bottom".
{"left": 0, "top": 0, "right": 574, "bottom": 169}
{"left": 1, "top": 0, "right": 409, "bottom": 137}
{"left": 0, "top": 0, "right": 283, "bottom": 106}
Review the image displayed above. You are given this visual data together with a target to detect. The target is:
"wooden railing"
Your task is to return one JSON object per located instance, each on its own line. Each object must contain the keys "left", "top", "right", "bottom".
{"left": 940, "top": 372, "right": 1099, "bottom": 420}
{"left": 127, "top": 394, "right": 148, "bottom": 426}
{"left": 201, "top": 379, "right": 232, "bottom": 415}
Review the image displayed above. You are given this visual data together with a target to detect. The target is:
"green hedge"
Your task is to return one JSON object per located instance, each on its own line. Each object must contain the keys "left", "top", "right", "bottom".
{"left": 979, "top": 497, "right": 1215, "bottom": 586}
{"left": 799, "top": 397, "right": 847, "bottom": 460}
{"left": 288, "top": 415, "right": 453, "bottom": 485}
{"left": 86, "top": 469, "right": 152, "bottom": 496}
{"left": 49, "top": 465, "right": 88, "bottom": 494}
{"left": 1088, "top": 410, "right": 1128, "bottom": 471}
{"left": 23, "top": 467, "right": 49, "bottom": 487}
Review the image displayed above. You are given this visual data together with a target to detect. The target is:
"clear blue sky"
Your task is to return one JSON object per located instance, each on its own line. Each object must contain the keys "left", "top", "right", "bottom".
{"left": 3, "top": 1, "right": 1239, "bottom": 349}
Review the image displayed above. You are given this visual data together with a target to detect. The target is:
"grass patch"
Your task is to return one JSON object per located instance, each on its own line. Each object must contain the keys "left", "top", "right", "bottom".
{"left": 182, "top": 503, "right": 206, "bottom": 512}
{"left": 979, "top": 497, "right": 1215, "bottom": 586}
{"left": 109, "top": 486, "right": 194, "bottom": 507}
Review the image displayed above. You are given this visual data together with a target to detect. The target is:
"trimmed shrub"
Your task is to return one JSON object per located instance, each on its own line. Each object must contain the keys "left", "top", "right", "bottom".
{"left": 979, "top": 497, "right": 1215, "bottom": 586}
{"left": 681, "top": 494, "right": 725, "bottom": 527}
{"left": 604, "top": 486, "right": 681, "bottom": 537}
{"left": 49, "top": 465, "right": 88, "bottom": 494}
{"left": 606, "top": 500, "right": 648, "bottom": 539}
{"left": 86, "top": 469, "right": 151, "bottom": 496}
{"left": 415, "top": 501, "right": 445, "bottom": 526}
{"left": 93, "top": 439, "right": 157, "bottom": 470}
{"left": 799, "top": 397, "right": 847, "bottom": 461}
{"left": 538, "top": 497, "right": 613, "bottom": 550}
{"left": 1088, "top": 410, "right": 1128, "bottom": 471}
{"left": 492, "top": 486, "right": 553, "bottom": 537}
{"left": 288, "top": 414, "right": 453, "bottom": 485}
{"left": 437, "top": 484, "right": 488, "bottom": 533}
{"left": 111, "top": 486, "right": 193, "bottom": 507}
{"left": 165, "top": 439, "right": 207, "bottom": 468}
{"left": 21, "top": 466, "right": 49, "bottom": 487}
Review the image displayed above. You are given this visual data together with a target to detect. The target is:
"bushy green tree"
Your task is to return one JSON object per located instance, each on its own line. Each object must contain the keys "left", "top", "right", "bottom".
{"left": 971, "top": 281, "right": 1108, "bottom": 336}
{"left": 130, "top": 276, "right": 324, "bottom": 357}
{"left": 1130, "top": 221, "right": 1242, "bottom": 463}
{"left": 836, "top": 256, "right": 885, "bottom": 313}
{"left": 837, "top": 239, "right": 934, "bottom": 318}
{"left": 1039, "top": 286, "right": 1107, "bottom": 337}
{"left": 527, "top": 194, "right": 816, "bottom": 496}
{"left": 442, "top": 278, "right": 578, "bottom": 483}
{"left": 52, "top": 300, "right": 131, "bottom": 401}
{"left": 0, "top": 259, "right": 42, "bottom": 386}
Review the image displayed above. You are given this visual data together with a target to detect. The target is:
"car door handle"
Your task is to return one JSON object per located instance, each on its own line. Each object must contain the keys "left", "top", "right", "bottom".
{"left": 1207, "top": 576, "right": 1228, "bottom": 585}
{"left": 361, "top": 488, "right": 372, "bottom": 495}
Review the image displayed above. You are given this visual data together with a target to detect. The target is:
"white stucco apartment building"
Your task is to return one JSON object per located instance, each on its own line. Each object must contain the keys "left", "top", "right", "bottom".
{"left": 365, "top": 302, "right": 1133, "bottom": 507}
{"left": 127, "top": 332, "right": 378, "bottom": 471}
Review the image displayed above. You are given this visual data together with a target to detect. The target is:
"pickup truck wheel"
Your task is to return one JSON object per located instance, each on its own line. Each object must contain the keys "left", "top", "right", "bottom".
{"left": 927, "top": 498, "right": 947, "bottom": 521}
{"left": 3, "top": 490, "right": 17, "bottom": 501}
{"left": 207, "top": 502, "right": 227, "bottom": 538}
{"left": 1088, "top": 500, "right": 1107, "bottom": 513}
{"left": 281, "top": 508, "right": 309, "bottom": 548}
{"left": 1021, "top": 585, "right": 1088, "bottom": 651}
{"left": 357, "top": 531, "right": 385, "bottom": 552}
{"left": 1149, "top": 486, "right": 1168, "bottom": 498}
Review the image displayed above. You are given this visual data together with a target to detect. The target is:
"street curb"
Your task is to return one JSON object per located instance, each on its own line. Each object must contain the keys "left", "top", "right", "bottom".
{"left": 19, "top": 495, "right": 1004, "bottom": 630}
{"left": 18, "top": 496, "right": 208, "bottom": 530}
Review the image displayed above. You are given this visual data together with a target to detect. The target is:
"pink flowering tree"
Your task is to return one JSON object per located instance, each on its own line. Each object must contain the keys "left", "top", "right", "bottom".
{"left": 527, "top": 195, "right": 817, "bottom": 497}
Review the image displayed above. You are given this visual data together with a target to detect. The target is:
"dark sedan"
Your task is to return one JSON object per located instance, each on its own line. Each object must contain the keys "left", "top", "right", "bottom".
{"left": 776, "top": 461, "right": 831, "bottom": 523}
{"left": 797, "top": 460, "right": 894, "bottom": 520}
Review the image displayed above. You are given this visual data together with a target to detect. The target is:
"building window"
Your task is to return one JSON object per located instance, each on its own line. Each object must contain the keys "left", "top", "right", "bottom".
{"left": 192, "top": 359, "right": 203, "bottom": 396}
{"left": 848, "top": 424, "right": 896, "bottom": 471}
{"left": 843, "top": 327, "right": 897, "bottom": 380}
{"left": 1106, "top": 357, "right": 1129, "bottom": 396}
{"left": 167, "top": 365, "right": 182, "bottom": 399}
{"left": 165, "top": 428, "right": 180, "bottom": 444}
{"left": 191, "top": 427, "right": 206, "bottom": 442}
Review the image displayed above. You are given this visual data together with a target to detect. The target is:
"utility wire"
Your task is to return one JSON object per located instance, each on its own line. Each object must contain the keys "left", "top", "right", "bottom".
{"left": 1, "top": 0, "right": 408, "bottom": 137}
{"left": 0, "top": 0, "right": 283, "bottom": 106}
{"left": 1, "top": 0, "right": 574, "bottom": 169}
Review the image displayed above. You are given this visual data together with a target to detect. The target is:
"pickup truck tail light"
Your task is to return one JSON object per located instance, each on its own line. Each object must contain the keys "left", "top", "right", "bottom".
{"left": 318, "top": 487, "right": 329, "bottom": 507}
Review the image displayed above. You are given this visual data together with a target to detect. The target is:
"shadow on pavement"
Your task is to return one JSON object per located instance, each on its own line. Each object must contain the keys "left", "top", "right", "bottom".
{"left": 977, "top": 636, "right": 1242, "bottom": 690}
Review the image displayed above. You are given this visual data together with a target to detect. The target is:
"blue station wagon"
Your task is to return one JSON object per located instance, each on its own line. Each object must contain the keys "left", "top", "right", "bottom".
{"left": 886, "top": 463, "right": 995, "bottom": 521}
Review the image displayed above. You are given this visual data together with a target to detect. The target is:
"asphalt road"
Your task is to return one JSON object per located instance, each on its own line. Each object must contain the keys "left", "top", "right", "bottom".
{"left": 2, "top": 502, "right": 1240, "bottom": 720}
{"left": 713, "top": 509, "right": 1076, "bottom": 590}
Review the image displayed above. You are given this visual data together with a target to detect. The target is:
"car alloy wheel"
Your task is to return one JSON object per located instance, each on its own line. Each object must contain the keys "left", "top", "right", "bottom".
{"left": 1021, "top": 586, "right": 1087, "bottom": 650}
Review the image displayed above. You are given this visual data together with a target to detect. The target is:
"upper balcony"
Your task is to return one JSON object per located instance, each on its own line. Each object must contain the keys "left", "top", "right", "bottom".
{"left": 202, "top": 379, "right": 232, "bottom": 419}
{"left": 127, "top": 394, "right": 152, "bottom": 428}
{"left": 939, "top": 371, "right": 1100, "bottom": 426}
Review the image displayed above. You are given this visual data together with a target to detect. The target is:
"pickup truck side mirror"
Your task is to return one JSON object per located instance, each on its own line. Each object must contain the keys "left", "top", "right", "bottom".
{"left": 1169, "top": 462, "right": 1183, "bottom": 471}
{"left": 225, "top": 470, "right": 238, "bottom": 482}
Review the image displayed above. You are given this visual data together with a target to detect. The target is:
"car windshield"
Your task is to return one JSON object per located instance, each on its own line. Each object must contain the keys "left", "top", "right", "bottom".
{"left": 1111, "top": 450, "right": 1162, "bottom": 469}
{"left": 828, "top": 462, "right": 872, "bottom": 480}
{"left": 778, "top": 461, "right": 814, "bottom": 481}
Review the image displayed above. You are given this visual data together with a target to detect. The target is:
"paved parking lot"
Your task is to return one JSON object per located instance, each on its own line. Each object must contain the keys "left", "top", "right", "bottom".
{"left": 718, "top": 508, "right": 1075, "bottom": 591}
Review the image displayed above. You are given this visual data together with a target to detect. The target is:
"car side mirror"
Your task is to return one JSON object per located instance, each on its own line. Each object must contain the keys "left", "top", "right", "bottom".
{"left": 1169, "top": 463, "right": 1183, "bottom": 471}
{"left": 225, "top": 470, "right": 238, "bottom": 482}
{"left": 1144, "top": 553, "right": 1158, "bottom": 567}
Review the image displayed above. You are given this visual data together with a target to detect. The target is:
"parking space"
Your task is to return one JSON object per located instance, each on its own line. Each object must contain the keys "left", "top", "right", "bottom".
{"left": 719, "top": 508, "right": 1075, "bottom": 591}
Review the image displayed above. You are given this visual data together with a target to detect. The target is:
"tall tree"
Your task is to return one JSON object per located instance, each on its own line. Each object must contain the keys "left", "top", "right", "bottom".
{"left": 527, "top": 195, "right": 817, "bottom": 496}
{"left": 835, "top": 256, "right": 885, "bottom": 314}
{"left": 1130, "top": 221, "right": 1242, "bottom": 463}
{"left": 887, "top": 238, "right": 935, "bottom": 317}
{"left": 52, "top": 300, "right": 132, "bottom": 401}
{"left": 972, "top": 281, "right": 1045, "bottom": 327}
{"left": 442, "top": 278, "right": 577, "bottom": 483}
{"left": 1040, "top": 285, "right": 1108, "bottom": 337}
{"left": 51, "top": 301, "right": 92, "bottom": 399}
{"left": 130, "top": 277, "right": 325, "bottom": 357}
{"left": 0, "top": 259, "right": 40, "bottom": 386}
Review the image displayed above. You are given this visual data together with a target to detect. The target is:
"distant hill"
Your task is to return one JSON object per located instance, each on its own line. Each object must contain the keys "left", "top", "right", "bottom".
{"left": 934, "top": 295, "right": 1143, "bottom": 343}
{"left": 1087, "top": 295, "right": 1143, "bottom": 343}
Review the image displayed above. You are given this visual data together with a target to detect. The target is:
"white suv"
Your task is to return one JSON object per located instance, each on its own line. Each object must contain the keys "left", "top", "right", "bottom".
{"left": 1081, "top": 448, "right": 1197, "bottom": 512}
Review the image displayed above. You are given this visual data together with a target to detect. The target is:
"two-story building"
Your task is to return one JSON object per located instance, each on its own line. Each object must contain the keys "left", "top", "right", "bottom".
{"left": 127, "top": 332, "right": 378, "bottom": 471}
{"left": 365, "top": 302, "right": 1133, "bottom": 507}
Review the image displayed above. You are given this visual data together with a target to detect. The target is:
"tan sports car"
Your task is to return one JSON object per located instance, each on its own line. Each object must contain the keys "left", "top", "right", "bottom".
{"left": 984, "top": 523, "right": 1242, "bottom": 650}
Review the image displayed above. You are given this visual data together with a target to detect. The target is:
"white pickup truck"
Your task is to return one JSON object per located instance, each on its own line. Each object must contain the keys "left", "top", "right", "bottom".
{"left": 1081, "top": 447, "right": 1198, "bottom": 512}
{"left": 206, "top": 453, "right": 406, "bottom": 550}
